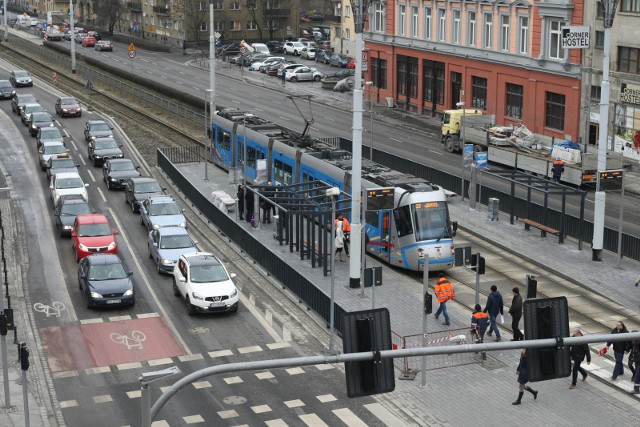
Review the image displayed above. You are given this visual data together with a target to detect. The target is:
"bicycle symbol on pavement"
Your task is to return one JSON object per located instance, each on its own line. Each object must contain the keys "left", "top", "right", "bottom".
{"left": 33, "top": 302, "right": 66, "bottom": 317}
{"left": 110, "top": 331, "right": 146, "bottom": 350}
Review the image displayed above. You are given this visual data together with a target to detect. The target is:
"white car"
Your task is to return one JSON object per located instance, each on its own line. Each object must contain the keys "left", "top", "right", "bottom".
{"left": 300, "top": 47, "right": 317, "bottom": 60}
{"left": 284, "top": 41, "right": 305, "bottom": 56}
{"left": 173, "top": 252, "right": 239, "bottom": 315}
{"left": 50, "top": 172, "right": 89, "bottom": 207}
{"left": 248, "top": 56, "right": 285, "bottom": 71}
{"left": 285, "top": 66, "right": 323, "bottom": 82}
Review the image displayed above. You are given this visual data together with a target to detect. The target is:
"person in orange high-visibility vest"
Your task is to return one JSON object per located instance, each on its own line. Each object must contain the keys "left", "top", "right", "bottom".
{"left": 335, "top": 214, "right": 351, "bottom": 256}
{"left": 434, "top": 273, "right": 455, "bottom": 326}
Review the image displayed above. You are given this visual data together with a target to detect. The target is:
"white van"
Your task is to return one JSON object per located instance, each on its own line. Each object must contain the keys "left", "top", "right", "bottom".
{"left": 251, "top": 43, "right": 271, "bottom": 55}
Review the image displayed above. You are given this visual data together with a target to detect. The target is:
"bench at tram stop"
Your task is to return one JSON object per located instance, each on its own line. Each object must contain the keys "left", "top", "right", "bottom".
{"left": 519, "top": 218, "right": 563, "bottom": 244}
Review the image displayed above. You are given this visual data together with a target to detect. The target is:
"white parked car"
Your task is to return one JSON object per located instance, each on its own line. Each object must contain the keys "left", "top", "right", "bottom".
{"left": 284, "top": 41, "right": 305, "bottom": 56}
{"left": 173, "top": 252, "right": 239, "bottom": 315}
{"left": 50, "top": 172, "right": 89, "bottom": 207}
{"left": 248, "top": 56, "right": 285, "bottom": 71}
{"left": 285, "top": 66, "right": 323, "bottom": 82}
{"left": 300, "top": 47, "right": 317, "bottom": 60}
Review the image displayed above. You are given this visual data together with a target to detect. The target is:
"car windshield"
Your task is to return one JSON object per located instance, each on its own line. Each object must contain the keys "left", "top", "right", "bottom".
{"left": 60, "top": 98, "right": 77, "bottom": 105}
{"left": 78, "top": 223, "right": 111, "bottom": 237}
{"left": 135, "top": 182, "right": 162, "bottom": 193}
{"left": 51, "top": 159, "right": 76, "bottom": 169}
{"left": 44, "top": 145, "right": 67, "bottom": 155}
{"left": 0, "top": 81, "right": 11, "bottom": 88}
{"left": 110, "top": 162, "right": 135, "bottom": 171}
{"left": 149, "top": 203, "right": 181, "bottom": 216}
{"left": 160, "top": 235, "right": 193, "bottom": 249}
{"left": 15, "top": 71, "right": 29, "bottom": 78}
{"left": 91, "top": 123, "right": 110, "bottom": 132}
{"left": 190, "top": 264, "right": 229, "bottom": 283}
{"left": 56, "top": 177, "right": 84, "bottom": 189}
{"left": 88, "top": 263, "right": 127, "bottom": 281}
{"left": 40, "top": 128, "right": 62, "bottom": 139}
{"left": 95, "top": 140, "right": 118, "bottom": 149}
{"left": 60, "top": 202, "right": 91, "bottom": 216}
{"left": 26, "top": 105, "right": 44, "bottom": 113}
{"left": 19, "top": 95, "right": 36, "bottom": 104}
{"left": 32, "top": 113, "right": 50, "bottom": 122}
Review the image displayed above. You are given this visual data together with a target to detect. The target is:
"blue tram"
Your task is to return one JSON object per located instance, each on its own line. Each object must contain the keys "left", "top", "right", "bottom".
{"left": 210, "top": 109, "right": 456, "bottom": 272}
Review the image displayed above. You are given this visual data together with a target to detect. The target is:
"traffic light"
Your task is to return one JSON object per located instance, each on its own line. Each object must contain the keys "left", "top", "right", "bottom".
{"left": 342, "top": 308, "right": 395, "bottom": 398}
{"left": 471, "top": 253, "right": 485, "bottom": 275}
{"left": 19, "top": 343, "right": 29, "bottom": 371}
{"left": 0, "top": 313, "right": 6, "bottom": 336}
{"left": 423, "top": 292, "right": 433, "bottom": 314}
{"left": 526, "top": 275, "right": 537, "bottom": 299}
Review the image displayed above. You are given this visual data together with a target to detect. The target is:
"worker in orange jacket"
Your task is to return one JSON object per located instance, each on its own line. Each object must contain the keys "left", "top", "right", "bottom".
{"left": 434, "top": 273, "right": 455, "bottom": 326}
{"left": 335, "top": 214, "right": 350, "bottom": 256}
{"left": 552, "top": 158, "right": 565, "bottom": 183}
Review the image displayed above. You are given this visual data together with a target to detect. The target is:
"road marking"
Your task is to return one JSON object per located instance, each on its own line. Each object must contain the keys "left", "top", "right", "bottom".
{"left": 110, "top": 331, "right": 146, "bottom": 349}
{"left": 266, "top": 342, "right": 290, "bottom": 350}
{"left": 238, "top": 345, "right": 262, "bottom": 354}
{"left": 280, "top": 117, "right": 290, "bottom": 121}
{"left": 178, "top": 354, "right": 204, "bottom": 362}
{"left": 390, "top": 137, "right": 403, "bottom": 143}
{"left": 85, "top": 366, "right": 110, "bottom": 375}
{"left": 209, "top": 349, "right": 233, "bottom": 358}
{"left": 93, "top": 395, "right": 113, "bottom": 404}
{"left": 70, "top": 139, "right": 79, "bottom": 151}
{"left": 254, "top": 107, "right": 263, "bottom": 112}
{"left": 251, "top": 404, "right": 272, "bottom": 414}
{"left": 255, "top": 372, "right": 275, "bottom": 380}
{"left": 33, "top": 301, "right": 65, "bottom": 317}
{"left": 428, "top": 150, "right": 444, "bottom": 156}
{"left": 300, "top": 414, "right": 328, "bottom": 426}
{"left": 97, "top": 187, "right": 108, "bottom": 203}
{"left": 109, "top": 208, "right": 193, "bottom": 355}
{"left": 284, "top": 399, "right": 305, "bottom": 408}
{"left": 223, "top": 376, "right": 243, "bottom": 384}
{"left": 62, "top": 128, "right": 70, "bottom": 138}
{"left": 126, "top": 390, "right": 141, "bottom": 398}
{"left": 86, "top": 169, "right": 96, "bottom": 182}
{"left": 52, "top": 371, "right": 78, "bottom": 379}
{"left": 59, "top": 400, "right": 78, "bottom": 408}
{"left": 218, "top": 410, "right": 238, "bottom": 419}
{"left": 116, "top": 362, "right": 143, "bottom": 371}
{"left": 316, "top": 394, "right": 336, "bottom": 403}
{"left": 183, "top": 415, "right": 205, "bottom": 424}
{"left": 193, "top": 87, "right": 200, "bottom": 91}
{"left": 161, "top": 75, "right": 167, "bottom": 79}
{"left": 315, "top": 364, "right": 334, "bottom": 371}
{"left": 176, "top": 81, "right": 183, "bottom": 84}
{"left": 193, "top": 381, "right": 212, "bottom": 389}
{"left": 332, "top": 408, "right": 367, "bottom": 427}
{"left": 286, "top": 367, "right": 305, "bottom": 375}
{"left": 364, "top": 402, "right": 404, "bottom": 426}
{"left": 148, "top": 358, "right": 173, "bottom": 366}
{"left": 146, "top": 71, "right": 153, "bottom": 74}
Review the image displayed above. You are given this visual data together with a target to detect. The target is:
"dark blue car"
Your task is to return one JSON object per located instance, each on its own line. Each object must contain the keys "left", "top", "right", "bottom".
{"left": 77, "top": 254, "right": 134, "bottom": 308}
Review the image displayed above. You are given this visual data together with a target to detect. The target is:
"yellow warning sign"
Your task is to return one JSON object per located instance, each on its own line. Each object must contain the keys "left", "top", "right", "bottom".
{"left": 128, "top": 43, "right": 136, "bottom": 52}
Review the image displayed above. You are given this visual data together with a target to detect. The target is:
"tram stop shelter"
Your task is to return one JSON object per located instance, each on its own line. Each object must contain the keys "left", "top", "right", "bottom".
{"left": 245, "top": 181, "right": 352, "bottom": 276}
{"left": 479, "top": 169, "right": 587, "bottom": 250}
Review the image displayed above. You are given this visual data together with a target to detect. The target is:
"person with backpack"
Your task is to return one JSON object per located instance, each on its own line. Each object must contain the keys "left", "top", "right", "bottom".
{"left": 569, "top": 330, "right": 591, "bottom": 389}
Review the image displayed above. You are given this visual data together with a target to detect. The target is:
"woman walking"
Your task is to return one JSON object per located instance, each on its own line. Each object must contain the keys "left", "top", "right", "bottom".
{"left": 606, "top": 320, "right": 631, "bottom": 380}
{"left": 513, "top": 349, "right": 538, "bottom": 405}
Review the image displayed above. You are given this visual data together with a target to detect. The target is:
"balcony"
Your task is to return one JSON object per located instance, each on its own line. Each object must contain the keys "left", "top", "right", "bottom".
{"left": 263, "top": 7, "right": 290, "bottom": 17}
{"left": 153, "top": 5, "right": 171, "bottom": 15}
{"left": 127, "top": 2, "right": 142, "bottom": 11}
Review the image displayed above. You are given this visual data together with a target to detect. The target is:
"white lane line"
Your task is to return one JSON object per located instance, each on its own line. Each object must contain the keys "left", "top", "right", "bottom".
{"left": 325, "top": 117, "right": 336, "bottom": 122}
{"left": 86, "top": 169, "right": 96, "bottom": 182}
{"left": 77, "top": 155, "right": 86, "bottom": 166}
{"left": 231, "top": 100, "right": 240, "bottom": 104}
{"left": 390, "top": 137, "right": 403, "bottom": 143}
{"left": 62, "top": 128, "right": 70, "bottom": 138}
{"left": 176, "top": 81, "right": 183, "bottom": 85}
{"left": 193, "top": 87, "right": 200, "bottom": 91}
{"left": 97, "top": 187, "right": 108, "bottom": 203}
{"left": 254, "top": 107, "right": 263, "bottom": 112}
{"left": 109, "top": 208, "right": 193, "bottom": 355}
{"left": 160, "top": 76, "right": 167, "bottom": 79}
{"left": 279, "top": 117, "right": 290, "bottom": 121}
{"left": 428, "top": 150, "right": 444, "bottom": 156}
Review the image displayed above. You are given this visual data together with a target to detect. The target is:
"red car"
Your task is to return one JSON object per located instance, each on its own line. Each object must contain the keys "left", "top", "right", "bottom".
{"left": 82, "top": 35, "right": 97, "bottom": 47}
{"left": 71, "top": 214, "right": 119, "bottom": 261}
{"left": 346, "top": 57, "right": 356, "bottom": 69}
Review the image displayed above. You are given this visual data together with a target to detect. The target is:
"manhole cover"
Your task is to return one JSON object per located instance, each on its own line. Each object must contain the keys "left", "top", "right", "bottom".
{"left": 223, "top": 396, "right": 247, "bottom": 405}
{"left": 189, "top": 327, "right": 210, "bottom": 334}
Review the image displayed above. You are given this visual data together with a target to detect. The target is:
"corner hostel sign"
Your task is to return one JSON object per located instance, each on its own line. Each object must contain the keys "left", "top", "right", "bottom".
{"left": 561, "top": 26, "right": 589, "bottom": 49}
{"left": 620, "top": 83, "right": 640, "bottom": 105}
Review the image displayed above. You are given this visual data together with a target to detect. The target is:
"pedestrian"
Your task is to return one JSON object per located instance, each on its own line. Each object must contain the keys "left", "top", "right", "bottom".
{"left": 237, "top": 183, "right": 245, "bottom": 221}
{"left": 606, "top": 320, "right": 631, "bottom": 380}
{"left": 629, "top": 331, "right": 640, "bottom": 394}
{"left": 513, "top": 348, "right": 539, "bottom": 405}
{"left": 470, "top": 304, "right": 489, "bottom": 359}
{"left": 569, "top": 330, "right": 591, "bottom": 389}
{"left": 261, "top": 182, "right": 273, "bottom": 224}
{"left": 509, "top": 287, "right": 523, "bottom": 341}
{"left": 335, "top": 220, "right": 345, "bottom": 262}
{"left": 551, "top": 158, "right": 564, "bottom": 183}
{"left": 484, "top": 285, "right": 504, "bottom": 341}
{"left": 335, "top": 214, "right": 350, "bottom": 256}
{"left": 635, "top": 275, "right": 640, "bottom": 287}
{"left": 434, "top": 273, "right": 455, "bottom": 326}
{"left": 244, "top": 186, "right": 254, "bottom": 223}
{"left": 630, "top": 330, "right": 639, "bottom": 379}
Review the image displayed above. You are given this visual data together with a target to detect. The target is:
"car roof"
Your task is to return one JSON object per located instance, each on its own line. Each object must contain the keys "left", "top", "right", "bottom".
{"left": 106, "top": 159, "right": 134, "bottom": 165}
{"left": 85, "top": 254, "right": 121, "bottom": 265}
{"left": 157, "top": 226, "right": 190, "bottom": 236}
{"left": 75, "top": 213, "right": 109, "bottom": 224}
{"left": 87, "top": 119, "right": 108, "bottom": 125}
{"left": 58, "top": 194, "right": 88, "bottom": 205}
{"left": 130, "top": 176, "right": 157, "bottom": 184}
{"left": 41, "top": 141, "right": 65, "bottom": 148}
{"left": 147, "top": 195, "right": 176, "bottom": 204}
{"left": 54, "top": 171, "right": 82, "bottom": 179}
{"left": 182, "top": 252, "right": 221, "bottom": 266}
{"left": 59, "top": 96, "right": 77, "bottom": 101}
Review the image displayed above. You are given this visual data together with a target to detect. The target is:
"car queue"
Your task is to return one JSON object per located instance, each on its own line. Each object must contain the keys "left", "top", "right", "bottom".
{"left": 1, "top": 68, "right": 239, "bottom": 315}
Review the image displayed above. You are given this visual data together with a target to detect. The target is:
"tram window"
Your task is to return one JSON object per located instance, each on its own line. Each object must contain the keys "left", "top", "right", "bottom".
{"left": 217, "top": 129, "right": 231, "bottom": 150}
{"left": 274, "top": 159, "right": 284, "bottom": 183}
{"left": 413, "top": 204, "right": 447, "bottom": 240}
{"left": 248, "top": 147, "right": 257, "bottom": 169}
{"left": 365, "top": 211, "right": 379, "bottom": 228}
{"left": 284, "top": 163, "right": 293, "bottom": 185}
{"left": 394, "top": 206, "right": 413, "bottom": 237}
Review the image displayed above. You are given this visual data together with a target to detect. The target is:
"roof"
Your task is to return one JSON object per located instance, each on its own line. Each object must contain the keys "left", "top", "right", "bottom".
{"left": 52, "top": 171, "right": 81, "bottom": 179}
{"left": 129, "top": 176, "right": 157, "bottom": 184}
{"left": 183, "top": 252, "right": 221, "bottom": 267}
{"left": 85, "top": 254, "right": 121, "bottom": 265}
{"left": 147, "top": 195, "right": 176, "bottom": 204}
{"left": 75, "top": 213, "right": 109, "bottom": 224}
{"left": 156, "top": 226, "right": 190, "bottom": 237}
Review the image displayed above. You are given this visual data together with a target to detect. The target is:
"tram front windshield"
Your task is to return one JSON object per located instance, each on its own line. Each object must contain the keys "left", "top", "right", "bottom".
{"left": 412, "top": 201, "right": 450, "bottom": 241}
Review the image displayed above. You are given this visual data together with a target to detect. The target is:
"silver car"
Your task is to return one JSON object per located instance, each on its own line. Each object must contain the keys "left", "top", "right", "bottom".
{"left": 29, "top": 112, "right": 54, "bottom": 136}
{"left": 139, "top": 196, "right": 186, "bottom": 231}
{"left": 147, "top": 227, "right": 198, "bottom": 274}
{"left": 285, "top": 66, "right": 323, "bottom": 82}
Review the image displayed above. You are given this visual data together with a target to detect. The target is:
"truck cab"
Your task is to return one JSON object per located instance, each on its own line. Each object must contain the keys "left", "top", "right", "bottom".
{"left": 441, "top": 109, "right": 483, "bottom": 141}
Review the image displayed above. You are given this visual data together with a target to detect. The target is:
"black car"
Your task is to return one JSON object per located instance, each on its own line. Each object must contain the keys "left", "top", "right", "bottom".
{"left": 9, "top": 70, "right": 33, "bottom": 87}
{"left": 11, "top": 93, "right": 37, "bottom": 115}
{"left": 29, "top": 112, "right": 54, "bottom": 136}
{"left": 0, "top": 80, "right": 15, "bottom": 100}
{"left": 124, "top": 177, "right": 166, "bottom": 213}
{"left": 88, "top": 138, "right": 123, "bottom": 166}
{"left": 103, "top": 159, "right": 141, "bottom": 190}
{"left": 37, "top": 127, "right": 65, "bottom": 150}
{"left": 54, "top": 194, "right": 92, "bottom": 237}
{"left": 84, "top": 120, "right": 113, "bottom": 142}
{"left": 77, "top": 254, "right": 135, "bottom": 308}
{"left": 266, "top": 41, "right": 284, "bottom": 54}
{"left": 46, "top": 155, "right": 79, "bottom": 181}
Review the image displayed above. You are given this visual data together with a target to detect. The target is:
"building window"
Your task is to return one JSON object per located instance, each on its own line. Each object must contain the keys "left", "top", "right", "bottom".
{"left": 198, "top": 1, "right": 205, "bottom": 11}
{"left": 468, "top": 11, "right": 476, "bottom": 46}
{"left": 411, "top": 6, "right": 419, "bottom": 38}
{"left": 399, "top": 5, "right": 406, "bottom": 36}
{"left": 247, "top": 20, "right": 257, "bottom": 30}
{"left": 215, "top": 21, "right": 224, "bottom": 32}
{"left": 621, "top": 0, "right": 640, "bottom": 12}
{"left": 549, "top": 20, "right": 565, "bottom": 60}
{"left": 518, "top": 16, "right": 529, "bottom": 54}
{"left": 505, "top": 83, "right": 523, "bottom": 119}
{"left": 452, "top": 10, "right": 461, "bottom": 44}
{"left": 591, "top": 85, "right": 601, "bottom": 101}
{"left": 438, "top": 9, "right": 446, "bottom": 42}
{"left": 595, "top": 31, "right": 604, "bottom": 49}
{"left": 372, "top": 58, "right": 387, "bottom": 89}
{"left": 472, "top": 76, "right": 487, "bottom": 110}
{"left": 397, "top": 56, "right": 418, "bottom": 98}
{"left": 424, "top": 7, "right": 432, "bottom": 40}
{"left": 398, "top": 59, "right": 407, "bottom": 96}
{"left": 545, "top": 92, "right": 565, "bottom": 130}
{"left": 230, "top": 1, "right": 240, "bottom": 10}
{"left": 345, "top": 5, "right": 351, "bottom": 17}
{"left": 346, "top": 28, "right": 351, "bottom": 39}
{"left": 213, "top": 0, "right": 223, "bottom": 10}
{"left": 230, "top": 21, "right": 241, "bottom": 31}
{"left": 246, "top": 0, "right": 256, "bottom": 9}
{"left": 618, "top": 47, "right": 640, "bottom": 74}
{"left": 423, "top": 60, "right": 445, "bottom": 105}
{"left": 483, "top": 13, "right": 493, "bottom": 48}
{"left": 500, "top": 15, "right": 509, "bottom": 51}
{"left": 597, "top": 1, "right": 605, "bottom": 18}
{"left": 200, "top": 22, "right": 207, "bottom": 31}
{"left": 374, "top": 2, "right": 385, "bottom": 32}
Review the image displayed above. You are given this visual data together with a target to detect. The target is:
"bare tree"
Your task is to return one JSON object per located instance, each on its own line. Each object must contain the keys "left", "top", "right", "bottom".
{"left": 172, "top": 0, "right": 209, "bottom": 44}
{"left": 93, "top": 0, "right": 122, "bottom": 35}
{"left": 243, "top": 0, "right": 293, "bottom": 41}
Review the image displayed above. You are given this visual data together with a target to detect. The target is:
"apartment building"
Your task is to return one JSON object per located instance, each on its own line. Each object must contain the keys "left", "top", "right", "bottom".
{"left": 331, "top": 0, "right": 356, "bottom": 55}
{"left": 365, "top": 0, "right": 584, "bottom": 141}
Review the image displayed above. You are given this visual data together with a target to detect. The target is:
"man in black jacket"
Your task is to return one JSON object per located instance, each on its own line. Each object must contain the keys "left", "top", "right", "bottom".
{"left": 569, "top": 330, "right": 591, "bottom": 389}
{"left": 484, "top": 285, "right": 504, "bottom": 341}
{"left": 607, "top": 320, "right": 631, "bottom": 380}
{"left": 509, "top": 287, "right": 523, "bottom": 341}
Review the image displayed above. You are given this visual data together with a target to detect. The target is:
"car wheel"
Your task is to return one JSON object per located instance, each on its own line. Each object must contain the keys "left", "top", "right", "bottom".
{"left": 314, "top": 75, "right": 321, "bottom": 82}
{"left": 291, "top": 77, "right": 297, "bottom": 83}
{"left": 156, "top": 261, "right": 162, "bottom": 275}
{"left": 186, "top": 296, "right": 196, "bottom": 316}
{"left": 132, "top": 202, "right": 139, "bottom": 214}
{"left": 107, "top": 180, "right": 112, "bottom": 190}
{"left": 148, "top": 245, "right": 153, "bottom": 259}
{"left": 173, "top": 279, "right": 180, "bottom": 296}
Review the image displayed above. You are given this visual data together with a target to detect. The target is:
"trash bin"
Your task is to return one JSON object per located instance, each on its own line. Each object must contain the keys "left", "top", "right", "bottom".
{"left": 385, "top": 97, "right": 394, "bottom": 108}
{"left": 487, "top": 198, "right": 499, "bottom": 221}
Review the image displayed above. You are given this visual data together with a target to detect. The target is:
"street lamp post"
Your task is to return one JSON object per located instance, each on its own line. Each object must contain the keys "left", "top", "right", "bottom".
{"left": 326, "top": 187, "right": 340, "bottom": 354}
{"left": 366, "top": 81, "right": 374, "bottom": 160}
{"left": 70, "top": 0, "right": 76, "bottom": 73}
{"left": 456, "top": 102, "right": 466, "bottom": 200}
{"left": 140, "top": 366, "right": 181, "bottom": 427}
{"left": 204, "top": 89, "right": 213, "bottom": 181}
{"left": 209, "top": 0, "right": 216, "bottom": 113}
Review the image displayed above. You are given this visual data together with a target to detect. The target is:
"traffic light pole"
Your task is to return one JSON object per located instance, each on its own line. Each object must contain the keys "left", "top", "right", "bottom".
{"left": 19, "top": 342, "right": 29, "bottom": 426}
{"left": 420, "top": 255, "right": 429, "bottom": 388}
{"left": 0, "top": 313, "right": 8, "bottom": 408}
{"left": 474, "top": 254, "right": 480, "bottom": 306}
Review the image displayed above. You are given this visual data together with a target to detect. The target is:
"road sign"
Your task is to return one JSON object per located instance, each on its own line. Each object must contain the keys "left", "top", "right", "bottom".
{"left": 475, "top": 151, "right": 488, "bottom": 168}
{"left": 240, "top": 46, "right": 247, "bottom": 54}
{"left": 128, "top": 50, "right": 136, "bottom": 59}
{"left": 128, "top": 43, "right": 136, "bottom": 52}
{"left": 561, "top": 25, "right": 589, "bottom": 49}
{"left": 362, "top": 51, "right": 368, "bottom": 62}
{"left": 52, "top": 72, "right": 57, "bottom": 84}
